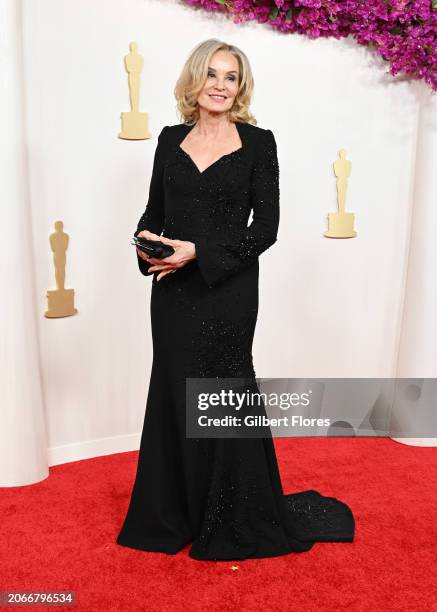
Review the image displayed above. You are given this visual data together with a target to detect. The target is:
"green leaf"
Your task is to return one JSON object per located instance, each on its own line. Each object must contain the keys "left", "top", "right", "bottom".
{"left": 432, "top": 0, "right": 437, "bottom": 9}
{"left": 286, "top": 8, "right": 293, "bottom": 21}
{"left": 269, "top": 6, "right": 280, "bottom": 19}
{"left": 389, "top": 25, "right": 403, "bottom": 34}
{"left": 215, "top": 0, "right": 226, "bottom": 4}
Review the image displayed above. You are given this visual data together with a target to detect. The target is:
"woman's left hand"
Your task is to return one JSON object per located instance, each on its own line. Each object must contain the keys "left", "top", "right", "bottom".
{"left": 147, "top": 236, "right": 197, "bottom": 282}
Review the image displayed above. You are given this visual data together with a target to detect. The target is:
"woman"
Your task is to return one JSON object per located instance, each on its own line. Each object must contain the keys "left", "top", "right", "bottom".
{"left": 116, "top": 39, "right": 355, "bottom": 561}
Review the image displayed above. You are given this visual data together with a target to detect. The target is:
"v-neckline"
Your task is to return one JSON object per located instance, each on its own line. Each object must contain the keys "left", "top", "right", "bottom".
{"left": 178, "top": 121, "right": 244, "bottom": 175}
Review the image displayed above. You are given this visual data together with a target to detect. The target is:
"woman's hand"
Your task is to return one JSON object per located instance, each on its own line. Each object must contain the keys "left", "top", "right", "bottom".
{"left": 136, "top": 230, "right": 196, "bottom": 282}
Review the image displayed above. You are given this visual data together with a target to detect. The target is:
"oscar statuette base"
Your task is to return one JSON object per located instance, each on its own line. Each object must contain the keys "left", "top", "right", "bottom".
{"left": 324, "top": 212, "right": 357, "bottom": 238}
{"left": 119, "top": 111, "right": 150, "bottom": 140}
{"left": 45, "top": 288, "right": 78, "bottom": 318}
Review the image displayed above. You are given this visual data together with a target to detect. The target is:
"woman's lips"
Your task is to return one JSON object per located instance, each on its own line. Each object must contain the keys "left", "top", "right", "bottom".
{"left": 209, "top": 94, "right": 227, "bottom": 102}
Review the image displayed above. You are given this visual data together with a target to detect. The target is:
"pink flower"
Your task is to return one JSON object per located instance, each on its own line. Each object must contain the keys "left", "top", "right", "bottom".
{"left": 181, "top": 0, "right": 437, "bottom": 91}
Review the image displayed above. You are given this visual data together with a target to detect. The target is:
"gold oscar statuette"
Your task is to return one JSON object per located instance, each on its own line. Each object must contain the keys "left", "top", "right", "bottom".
{"left": 324, "top": 148, "right": 357, "bottom": 238}
{"left": 44, "top": 221, "right": 78, "bottom": 318}
{"left": 118, "top": 41, "right": 151, "bottom": 140}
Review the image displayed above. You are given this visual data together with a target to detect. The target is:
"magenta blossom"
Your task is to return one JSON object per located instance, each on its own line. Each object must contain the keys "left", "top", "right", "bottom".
{"left": 181, "top": 0, "right": 437, "bottom": 91}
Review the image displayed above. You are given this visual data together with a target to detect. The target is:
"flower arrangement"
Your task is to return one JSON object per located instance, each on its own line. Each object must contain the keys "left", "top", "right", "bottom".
{"left": 181, "top": 0, "right": 437, "bottom": 91}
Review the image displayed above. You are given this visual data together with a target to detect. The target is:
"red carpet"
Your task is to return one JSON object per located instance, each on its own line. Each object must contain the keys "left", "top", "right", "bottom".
{"left": 1, "top": 438, "right": 436, "bottom": 611}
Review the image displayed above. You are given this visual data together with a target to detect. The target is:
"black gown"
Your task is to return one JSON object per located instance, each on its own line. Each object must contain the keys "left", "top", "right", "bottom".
{"left": 116, "top": 121, "right": 355, "bottom": 561}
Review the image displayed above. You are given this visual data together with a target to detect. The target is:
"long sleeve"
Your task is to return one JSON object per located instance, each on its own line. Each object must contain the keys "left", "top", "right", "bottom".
{"left": 194, "top": 128, "right": 280, "bottom": 289}
{"left": 134, "top": 126, "right": 169, "bottom": 276}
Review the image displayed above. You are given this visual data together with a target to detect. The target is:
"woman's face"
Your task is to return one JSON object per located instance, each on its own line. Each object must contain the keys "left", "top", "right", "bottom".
{"left": 197, "top": 50, "right": 240, "bottom": 117}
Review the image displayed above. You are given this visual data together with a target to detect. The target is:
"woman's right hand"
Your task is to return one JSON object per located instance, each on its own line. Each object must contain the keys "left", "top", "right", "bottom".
{"left": 136, "top": 230, "right": 162, "bottom": 261}
{"left": 136, "top": 230, "right": 178, "bottom": 279}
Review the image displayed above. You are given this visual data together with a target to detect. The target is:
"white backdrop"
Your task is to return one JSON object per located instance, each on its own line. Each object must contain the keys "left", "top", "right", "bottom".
{"left": 2, "top": 0, "right": 436, "bottom": 485}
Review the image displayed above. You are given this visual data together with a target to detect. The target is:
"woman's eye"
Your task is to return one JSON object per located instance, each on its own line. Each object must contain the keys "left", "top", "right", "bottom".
{"left": 207, "top": 73, "right": 236, "bottom": 81}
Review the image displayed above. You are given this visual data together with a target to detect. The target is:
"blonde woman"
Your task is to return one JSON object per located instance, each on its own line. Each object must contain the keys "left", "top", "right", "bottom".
{"left": 117, "top": 39, "right": 355, "bottom": 561}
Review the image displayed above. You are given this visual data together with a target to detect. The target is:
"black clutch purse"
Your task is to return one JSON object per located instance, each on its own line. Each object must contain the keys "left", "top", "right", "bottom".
{"left": 131, "top": 235, "right": 175, "bottom": 259}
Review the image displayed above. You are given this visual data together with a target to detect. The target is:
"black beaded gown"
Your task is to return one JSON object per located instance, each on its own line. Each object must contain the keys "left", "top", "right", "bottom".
{"left": 116, "top": 121, "right": 355, "bottom": 561}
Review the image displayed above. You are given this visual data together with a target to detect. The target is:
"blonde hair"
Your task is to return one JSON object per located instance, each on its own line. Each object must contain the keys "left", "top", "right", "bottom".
{"left": 174, "top": 38, "right": 257, "bottom": 126}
